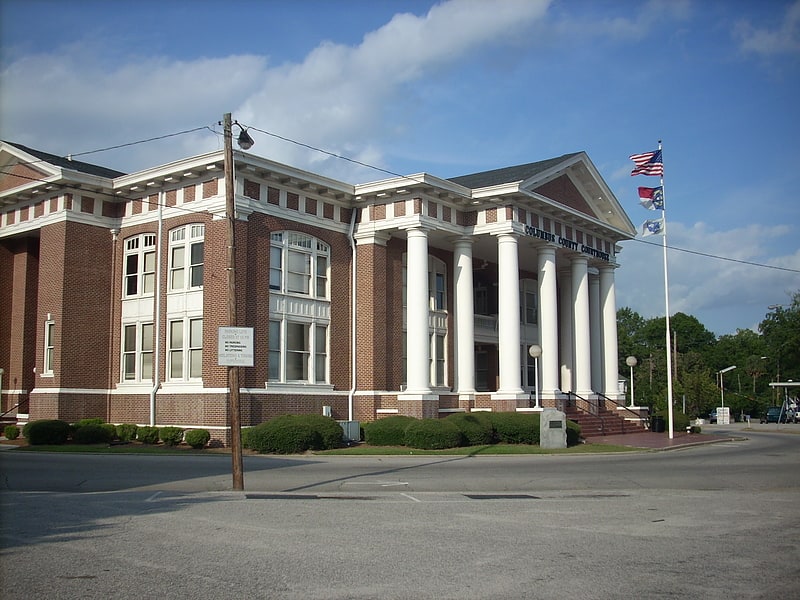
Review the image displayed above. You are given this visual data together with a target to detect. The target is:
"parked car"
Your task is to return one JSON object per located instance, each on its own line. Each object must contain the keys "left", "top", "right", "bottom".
{"left": 708, "top": 409, "right": 717, "bottom": 424}
{"left": 760, "top": 406, "right": 789, "bottom": 424}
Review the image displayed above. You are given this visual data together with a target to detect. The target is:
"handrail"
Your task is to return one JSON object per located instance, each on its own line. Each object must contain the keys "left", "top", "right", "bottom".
{"left": 596, "top": 392, "right": 649, "bottom": 423}
{"left": 564, "top": 392, "right": 604, "bottom": 435}
{"left": 0, "top": 399, "right": 29, "bottom": 419}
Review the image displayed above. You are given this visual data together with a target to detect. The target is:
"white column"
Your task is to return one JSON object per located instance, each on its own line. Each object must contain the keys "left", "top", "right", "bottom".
{"left": 589, "top": 272, "right": 602, "bottom": 393}
{"left": 453, "top": 237, "right": 475, "bottom": 396}
{"left": 558, "top": 267, "right": 573, "bottom": 392}
{"left": 405, "top": 227, "right": 430, "bottom": 394}
{"left": 496, "top": 233, "right": 523, "bottom": 395}
{"left": 571, "top": 256, "right": 592, "bottom": 397}
{"left": 600, "top": 265, "right": 620, "bottom": 398}
{"left": 537, "top": 246, "right": 559, "bottom": 396}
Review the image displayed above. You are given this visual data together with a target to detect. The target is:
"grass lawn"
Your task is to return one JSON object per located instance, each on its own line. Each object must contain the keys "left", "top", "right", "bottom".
{"left": 2, "top": 439, "right": 638, "bottom": 455}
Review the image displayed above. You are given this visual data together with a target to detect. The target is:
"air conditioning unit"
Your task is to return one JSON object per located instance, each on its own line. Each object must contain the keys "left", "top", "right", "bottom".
{"left": 337, "top": 420, "right": 360, "bottom": 442}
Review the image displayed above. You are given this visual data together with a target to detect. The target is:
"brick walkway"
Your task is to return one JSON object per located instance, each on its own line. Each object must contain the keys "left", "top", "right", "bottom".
{"left": 586, "top": 429, "right": 737, "bottom": 450}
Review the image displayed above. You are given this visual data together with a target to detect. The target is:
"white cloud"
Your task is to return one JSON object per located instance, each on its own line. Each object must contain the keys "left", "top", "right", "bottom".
{"left": 734, "top": 0, "right": 800, "bottom": 56}
{"left": 616, "top": 220, "right": 800, "bottom": 336}
{"left": 0, "top": 0, "right": 552, "bottom": 178}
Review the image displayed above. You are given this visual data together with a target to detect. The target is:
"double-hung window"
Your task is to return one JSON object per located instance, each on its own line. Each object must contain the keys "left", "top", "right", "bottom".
{"left": 269, "top": 320, "right": 328, "bottom": 384}
{"left": 43, "top": 320, "right": 55, "bottom": 375}
{"left": 169, "top": 318, "right": 203, "bottom": 380}
{"left": 124, "top": 234, "right": 156, "bottom": 297}
{"left": 169, "top": 225, "right": 204, "bottom": 290}
{"left": 122, "top": 322, "right": 153, "bottom": 382}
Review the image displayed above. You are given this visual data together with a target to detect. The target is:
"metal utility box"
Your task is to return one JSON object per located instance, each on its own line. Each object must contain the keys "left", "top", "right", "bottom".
{"left": 337, "top": 420, "right": 361, "bottom": 442}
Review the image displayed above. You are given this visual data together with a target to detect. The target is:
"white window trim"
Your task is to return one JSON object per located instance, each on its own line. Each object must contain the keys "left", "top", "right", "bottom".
{"left": 168, "top": 224, "right": 205, "bottom": 292}
{"left": 43, "top": 319, "right": 55, "bottom": 376}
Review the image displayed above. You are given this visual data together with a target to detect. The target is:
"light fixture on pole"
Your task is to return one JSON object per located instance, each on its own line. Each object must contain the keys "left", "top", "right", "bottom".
{"left": 529, "top": 344, "right": 542, "bottom": 410}
{"left": 718, "top": 365, "right": 736, "bottom": 408}
{"left": 626, "top": 356, "right": 638, "bottom": 408}
{"left": 223, "top": 112, "right": 254, "bottom": 491}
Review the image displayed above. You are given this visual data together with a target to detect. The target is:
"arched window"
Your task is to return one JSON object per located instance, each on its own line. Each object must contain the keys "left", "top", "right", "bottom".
{"left": 169, "top": 224, "right": 204, "bottom": 291}
{"left": 270, "top": 231, "right": 329, "bottom": 298}
{"left": 123, "top": 233, "right": 156, "bottom": 298}
{"left": 268, "top": 232, "right": 331, "bottom": 386}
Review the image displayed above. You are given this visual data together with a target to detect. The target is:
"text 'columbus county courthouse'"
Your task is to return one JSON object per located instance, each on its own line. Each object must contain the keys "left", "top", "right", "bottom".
{"left": 0, "top": 140, "right": 638, "bottom": 444}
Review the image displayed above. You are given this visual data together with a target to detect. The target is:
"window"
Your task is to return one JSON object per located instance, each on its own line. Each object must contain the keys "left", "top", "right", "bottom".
{"left": 268, "top": 232, "right": 331, "bottom": 386}
{"left": 520, "top": 280, "right": 537, "bottom": 325}
{"left": 268, "top": 319, "right": 328, "bottom": 384}
{"left": 169, "top": 318, "right": 203, "bottom": 380}
{"left": 124, "top": 234, "right": 156, "bottom": 297}
{"left": 431, "top": 332, "right": 446, "bottom": 387}
{"left": 169, "top": 225, "right": 204, "bottom": 290}
{"left": 44, "top": 320, "right": 55, "bottom": 374}
{"left": 270, "top": 232, "right": 329, "bottom": 298}
{"left": 122, "top": 322, "right": 153, "bottom": 382}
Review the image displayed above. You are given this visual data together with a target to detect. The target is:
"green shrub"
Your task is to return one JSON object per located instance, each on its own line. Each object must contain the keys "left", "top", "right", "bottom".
{"left": 654, "top": 410, "right": 690, "bottom": 432}
{"left": 295, "top": 415, "right": 343, "bottom": 449}
{"left": 243, "top": 414, "right": 344, "bottom": 454}
{"left": 487, "top": 412, "right": 540, "bottom": 445}
{"left": 690, "top": 425, "right": 702, "bottom": 434}
{"left": 566, "top": 420, "right": 582, "bottom": 446}
{"left": 72, "top": 424, "right": 114, "bottom": 444}
{"left": 159, "top": 426, "right": 184, "bottom": 446}
{"left": 241, "top": 426, "right": 254, "bottom": 449}
{"left": 251, "top": 416, "right": 316, "bottom": 454}
{"left": 137, "top": 426, "right": 160, "bottom": 444}
{"left": 116, "top": 423, "right": 138, "bottom": 442}
{"left": 403, "top": 419, "right": 463, "bottom": 450}
{"left": 23, "top": 419, "right": 71, "bottom": 445}
{"left": 184, "top": 429, "right": 211, "bottom": 449}
{"left": 4, "top": 425, "right": 20, "bottom": 440}
{"left": 72, "top": 417, "right": 105, "bottom": 429}
{"left": 363, "top": 415, "right": 416, "bottom": 446}
{"left": 445, "top": 412, "right": 495, "bottom": 446}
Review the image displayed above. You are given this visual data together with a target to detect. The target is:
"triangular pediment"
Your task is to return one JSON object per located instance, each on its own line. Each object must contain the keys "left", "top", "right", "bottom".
{"left": 450, "top": 152, "right": 636, "bottom": 237}
{"left": 1, "top": 141, "right": 124, "bottom": 209}
{"left": 0, "top": 144, "right": 60, "bottom": 196}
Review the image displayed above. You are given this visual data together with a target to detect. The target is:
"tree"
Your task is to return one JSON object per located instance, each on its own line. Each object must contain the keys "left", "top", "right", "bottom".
{"left": 759, "top": 291, "right": 800, "bottom": 386}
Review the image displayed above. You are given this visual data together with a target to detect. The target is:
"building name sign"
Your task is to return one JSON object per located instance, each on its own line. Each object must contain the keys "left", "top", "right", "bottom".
{"left": 523, "top": 224, "right": 610, "bottom": 262}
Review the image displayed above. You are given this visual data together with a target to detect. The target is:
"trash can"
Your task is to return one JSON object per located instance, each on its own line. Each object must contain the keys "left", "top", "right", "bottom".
{"left": 650, "top": 415, "right": 665, "bottom": 433}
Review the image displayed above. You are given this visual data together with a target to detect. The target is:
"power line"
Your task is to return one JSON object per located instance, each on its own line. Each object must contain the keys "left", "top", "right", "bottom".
{"left": 629, "top": 236, "right": 800, "bottom": 274}
{"left": 4, "top": 124, "right": 800, "bottom": 276}
{"left": 66, "top": 126, "right": 214, "bottom": 160}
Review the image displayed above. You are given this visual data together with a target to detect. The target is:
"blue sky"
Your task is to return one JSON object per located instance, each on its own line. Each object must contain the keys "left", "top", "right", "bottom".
{"left": 1, "top": 0, "right": 799, "bottom": 336}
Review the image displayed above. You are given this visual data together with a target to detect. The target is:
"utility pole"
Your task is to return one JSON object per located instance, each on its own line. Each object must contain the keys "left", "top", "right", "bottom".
{"left": 223, "top": 112, "right": 244, "bottom": 491}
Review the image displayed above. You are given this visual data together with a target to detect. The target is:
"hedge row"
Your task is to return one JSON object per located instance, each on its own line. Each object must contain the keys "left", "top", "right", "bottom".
{"left": 20, "top": 419, "right": 211, "bottom": 448}
{"left": 242, "top": 414, "right": 344, "bottom": 454}
{"left": 363, "top": 412, "right": 582, "bottom": 450}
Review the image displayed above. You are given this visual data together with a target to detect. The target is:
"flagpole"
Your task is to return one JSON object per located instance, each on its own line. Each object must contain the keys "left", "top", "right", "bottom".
{"left": 659, "top": 140, "right": 675, "bottom": 439}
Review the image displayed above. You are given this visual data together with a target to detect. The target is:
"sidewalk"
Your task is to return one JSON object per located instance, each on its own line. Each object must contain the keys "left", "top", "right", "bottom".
{"left": 588, "top": 420, "right": 799, "bottom": 450}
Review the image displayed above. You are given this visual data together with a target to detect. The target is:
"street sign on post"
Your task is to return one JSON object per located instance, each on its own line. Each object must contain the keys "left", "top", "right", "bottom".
{"left": 218, "top": 327, "right": 254, "bottom": 367}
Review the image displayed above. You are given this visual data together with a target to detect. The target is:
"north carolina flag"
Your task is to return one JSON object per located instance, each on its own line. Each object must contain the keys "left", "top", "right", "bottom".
{"left": 642, "top": 218, "right": 665, "bottom": 237}
{"left": 629, "top": 150, "right": 664, "bottom": 176}
{"left": 638, "top": 186, "right": 664, "bottom": 210}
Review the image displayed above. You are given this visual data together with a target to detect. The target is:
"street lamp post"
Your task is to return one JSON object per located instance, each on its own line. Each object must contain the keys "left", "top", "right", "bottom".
{"left": 529, "top": 345, "right": 542, "bottom": 410}
{"left": 626, "top": 356, "right": 638, "bottom": 408}
{"left": 223, "top": 112, "right": 254, "bottom": 491}
{"left": 718, "top": 365, "right": 736, "bottom": 408}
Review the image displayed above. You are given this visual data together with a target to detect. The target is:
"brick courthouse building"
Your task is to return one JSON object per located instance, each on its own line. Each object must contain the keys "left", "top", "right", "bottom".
{"left": 0, "top": 140, "right": 637, "bottom": 444}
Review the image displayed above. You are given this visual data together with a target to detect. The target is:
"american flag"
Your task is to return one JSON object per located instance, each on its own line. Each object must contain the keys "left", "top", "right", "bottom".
{"left": 629, "top": 149, "right": 663, "bottom": 176}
